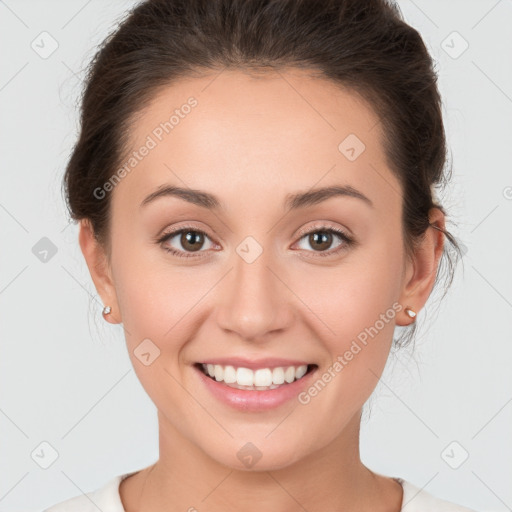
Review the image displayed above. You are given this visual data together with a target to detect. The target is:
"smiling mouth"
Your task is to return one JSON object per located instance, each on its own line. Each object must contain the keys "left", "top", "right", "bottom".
{"left": 194, "top": 362, "right": 318, "bottom": 390}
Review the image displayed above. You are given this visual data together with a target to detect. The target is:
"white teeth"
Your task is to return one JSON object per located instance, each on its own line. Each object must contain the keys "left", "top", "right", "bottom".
{"left": 272, "top": 367, "right": 285, "bottom": 384}
{"left": 236, "top": 367, "right": 253, "bottom": 386}
{"left": 295, "top": 365, "right": 308, "bottom": 379}
{"left": 214, "top": 365, "right": 224, "bottom": 382}
{"left": 284, "top": 366, "right": 295, "bottom": 383}
{"left": 223, "top": 365, "right": 237, "bottom": 383}
{"left": 254, "top": 368, "right": 272, "bottom": 387}
{"left": 200, "top": 363, "right": 310, "bottom": 388}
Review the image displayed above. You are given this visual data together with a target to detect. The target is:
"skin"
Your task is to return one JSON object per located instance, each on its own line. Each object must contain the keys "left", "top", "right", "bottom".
{"left": 79, "top": 68, "right": 445, "bottom": 512}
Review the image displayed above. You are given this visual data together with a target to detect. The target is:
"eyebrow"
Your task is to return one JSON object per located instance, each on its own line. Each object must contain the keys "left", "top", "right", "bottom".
{"left": 140, "top": 184, "right": 374, "bottom": 210}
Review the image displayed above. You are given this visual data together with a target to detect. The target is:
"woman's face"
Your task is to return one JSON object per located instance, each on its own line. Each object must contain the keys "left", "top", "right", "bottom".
{"left": 83, "top": 69, "right": 434, "bottom": 470}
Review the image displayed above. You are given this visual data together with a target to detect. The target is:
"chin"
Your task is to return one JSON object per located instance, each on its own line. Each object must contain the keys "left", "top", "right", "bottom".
{"left": 203, "top": 435, "right": 308, "bottom": 473}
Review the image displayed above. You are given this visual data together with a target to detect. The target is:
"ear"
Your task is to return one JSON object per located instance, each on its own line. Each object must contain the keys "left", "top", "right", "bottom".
{"left": 78, "top": 219, "right": 121, "bottom": 324}
{"left": 396, "top": 207, "right": 446, "bottom": 326}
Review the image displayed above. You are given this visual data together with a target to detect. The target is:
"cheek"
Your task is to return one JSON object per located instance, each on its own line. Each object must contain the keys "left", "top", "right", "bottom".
{"left": 115, "top": 265, "right": 201, "bottom": 340}
{"left": 298, "top": 271, "right": 397, "bottom": 385}
{"left": 294, "top": 236, "right": 403, "bottom": 390}
{"left": 292, "top": 261, "right": 401, "bottom": 427}
{"left": 300, "top": 240, "right": 402, "bottom": 336}
{"left": 111, "top": 237, "right": 219, "bottom": 355}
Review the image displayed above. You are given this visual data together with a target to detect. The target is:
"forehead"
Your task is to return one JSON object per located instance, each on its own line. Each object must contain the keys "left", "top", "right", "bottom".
{"left": 114, "top": 68, "right": 399, "bottom": 215}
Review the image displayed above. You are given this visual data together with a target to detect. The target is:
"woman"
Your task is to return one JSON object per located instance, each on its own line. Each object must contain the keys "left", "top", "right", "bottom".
{"left": 44, "top": 0, "right": 476, "bottom": 510}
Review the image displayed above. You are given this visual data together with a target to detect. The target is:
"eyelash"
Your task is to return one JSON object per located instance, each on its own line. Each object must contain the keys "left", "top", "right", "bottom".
{"left": 156, "top": 224, "right": 355, "bottom": 260}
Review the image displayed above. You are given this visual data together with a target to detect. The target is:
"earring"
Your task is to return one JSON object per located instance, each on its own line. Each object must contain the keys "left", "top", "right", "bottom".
{"left": 102, "top": 305, "right": 112, "bottom": 316}
{"left": 404, "top": 306, "right": 417, "bottom": 319}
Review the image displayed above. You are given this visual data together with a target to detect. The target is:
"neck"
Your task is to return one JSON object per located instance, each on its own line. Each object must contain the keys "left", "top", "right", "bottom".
{"left": 121, "top": 408, "right": 402, "bottom": 512}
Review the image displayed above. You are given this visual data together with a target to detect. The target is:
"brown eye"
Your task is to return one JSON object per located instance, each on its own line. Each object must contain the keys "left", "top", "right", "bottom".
{"left": 307, "top": 231, "right": 334, "bottom": 252}
{"left": 294, "top": 225, "right": 354, "bottom": 258}
{"left": 180, "top": 231, "right": 205, "bottom": 252}
{"left": 158, "top": 227, "right": 215, "bottom": 258}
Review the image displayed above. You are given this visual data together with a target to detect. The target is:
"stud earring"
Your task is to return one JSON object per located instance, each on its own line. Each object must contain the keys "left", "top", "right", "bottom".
{"left": 404, "top": 306, "right": 417, "bottom": 319}
{"left": 102, "top": 305, "right": 112, "bottom": 316}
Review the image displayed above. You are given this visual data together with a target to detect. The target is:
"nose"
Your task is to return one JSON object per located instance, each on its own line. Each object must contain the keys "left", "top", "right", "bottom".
{"left": 215, "top": 247, "right": 295, "bottom": 342}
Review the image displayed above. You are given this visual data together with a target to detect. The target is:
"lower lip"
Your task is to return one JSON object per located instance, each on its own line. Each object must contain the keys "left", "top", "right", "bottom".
{"left": 194, "top": 364, "right": 318, "bottom": 412}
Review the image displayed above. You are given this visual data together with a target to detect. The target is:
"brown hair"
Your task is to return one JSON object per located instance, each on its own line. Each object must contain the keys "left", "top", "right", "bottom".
{"left": 62, "top": 0, "right": 463, "bottom": 348}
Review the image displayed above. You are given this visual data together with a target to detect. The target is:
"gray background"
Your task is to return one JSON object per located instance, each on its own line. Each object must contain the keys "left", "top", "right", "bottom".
{"left": 1, "top": 0, "right": 511, "bottom": 511}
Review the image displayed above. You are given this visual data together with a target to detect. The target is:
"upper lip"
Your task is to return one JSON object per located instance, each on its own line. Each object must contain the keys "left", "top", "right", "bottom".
{"left": 197, "top": 357, "right": 315, "bottom": 370}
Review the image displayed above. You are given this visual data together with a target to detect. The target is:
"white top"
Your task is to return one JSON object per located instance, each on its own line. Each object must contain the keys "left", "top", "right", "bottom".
{"left": 43, "top": 472, "right": 477, "bottom": 512}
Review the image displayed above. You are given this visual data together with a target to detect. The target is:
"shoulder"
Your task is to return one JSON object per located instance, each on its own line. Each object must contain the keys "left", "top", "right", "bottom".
{"left": 42, "top": 473, "right": 133, "bottom": 512}
{"left": 398, "top": 478, "right": 478, "bottom": 512}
